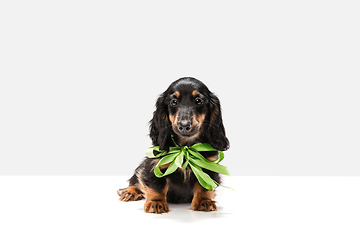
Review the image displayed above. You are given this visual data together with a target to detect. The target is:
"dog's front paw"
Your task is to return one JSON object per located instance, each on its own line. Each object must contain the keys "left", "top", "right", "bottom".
{"left": 191, "top": 199, "right": 217, "bottom": 212}
{"left": 118, "top": 187, "right": 143, "bottom": 202}
{"left": 144, "top": 200, "right": 169, "bottom": 214}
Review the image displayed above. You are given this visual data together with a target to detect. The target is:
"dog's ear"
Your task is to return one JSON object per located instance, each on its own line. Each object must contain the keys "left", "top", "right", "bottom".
{"left": 149, "top": 93, "right": 172, "bottom": 150}
{"left": 206, "top": 92, "right": 230, "bottom": 151}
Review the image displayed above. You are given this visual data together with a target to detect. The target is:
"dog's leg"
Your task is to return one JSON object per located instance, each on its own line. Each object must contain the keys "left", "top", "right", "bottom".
{"left": 139, "top": 167, "right": 169, "bottom": 214}
{"left": 118, "top": 174, "right": 144, "bottom": 202}
{"left": 143, "top": 184, "right": 169, "bottom": 214}
{"left": 190, "top": 181, "right": 217, "bottom": 212}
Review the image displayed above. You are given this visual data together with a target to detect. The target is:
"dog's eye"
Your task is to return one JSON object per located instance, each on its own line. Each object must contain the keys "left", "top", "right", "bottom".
{"left": 195, "top": 98, "right": 203, "bottom": 106}
{"left": 170, "top": 99, "right": 178, "bottom": 107}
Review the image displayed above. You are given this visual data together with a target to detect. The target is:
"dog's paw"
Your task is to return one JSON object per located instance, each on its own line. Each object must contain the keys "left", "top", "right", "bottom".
{"left": 144, "top": 200, "right": 169, "bottom": 214}
{"left": 118, "top": 187, "right": 143, "bottom": 202}
{"left": 191, "top": 199, "right": 217, "bottom": 212}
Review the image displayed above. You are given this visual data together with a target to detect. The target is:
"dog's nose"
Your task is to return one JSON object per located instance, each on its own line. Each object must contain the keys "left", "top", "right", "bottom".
{"left": 178, "top": 120, "right": 192, "bottom": 133}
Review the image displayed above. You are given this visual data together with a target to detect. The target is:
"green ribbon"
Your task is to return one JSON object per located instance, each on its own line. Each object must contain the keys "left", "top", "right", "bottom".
{"left": 145, "top": 143, "right": 230, "bottom": 191}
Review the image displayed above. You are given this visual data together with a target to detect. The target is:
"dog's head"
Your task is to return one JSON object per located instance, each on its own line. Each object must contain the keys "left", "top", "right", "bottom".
{"left": 150, "top": 77, "right": 229, "bottom": 151}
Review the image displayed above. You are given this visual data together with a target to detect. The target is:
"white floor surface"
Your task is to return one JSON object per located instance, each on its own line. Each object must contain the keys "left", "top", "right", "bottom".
{"left": 0, "top": 176, "right": 359, "bottom": 240}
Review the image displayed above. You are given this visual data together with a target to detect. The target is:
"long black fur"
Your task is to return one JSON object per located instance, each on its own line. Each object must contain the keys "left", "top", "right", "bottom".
{"left": 122, "top": 77, "right": 229, "bottom": 204}
{"left": 150, "top": 77, "right": 229, "bottom": 151}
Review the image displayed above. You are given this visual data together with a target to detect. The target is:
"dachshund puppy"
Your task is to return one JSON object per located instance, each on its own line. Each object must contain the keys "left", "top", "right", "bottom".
{"left": 118, "top": 77, "right": 229, "bottom": 214}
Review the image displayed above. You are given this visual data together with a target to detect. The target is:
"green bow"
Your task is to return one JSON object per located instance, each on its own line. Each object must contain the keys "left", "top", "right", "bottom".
{"left": 145, "top": 143, "right": 230, "bottom": 191}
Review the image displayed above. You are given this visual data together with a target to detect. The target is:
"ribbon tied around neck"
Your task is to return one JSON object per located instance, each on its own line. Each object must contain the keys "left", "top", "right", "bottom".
{"left": 145, "top": 143, "right": 231, "bottom": 191}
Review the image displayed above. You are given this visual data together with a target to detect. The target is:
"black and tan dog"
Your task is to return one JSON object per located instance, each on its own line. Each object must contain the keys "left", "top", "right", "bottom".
{"left": 118, "top": 77, "right": 229, "bottom": 214}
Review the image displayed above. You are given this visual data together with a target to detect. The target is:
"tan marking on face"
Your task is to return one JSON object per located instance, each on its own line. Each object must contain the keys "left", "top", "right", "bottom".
{"left": 173, "top": 91, "right": 180, "bottom": 98}
{"left": 169, "top": 111, "right": 179, "bottom": 126}
{"left": 169, "top": 114, "right": 176, "bottom": 124}
{"left": 192, "top": 90, "right": 199, "bottom": 97}
{"left": 193, "top": 113, "right": 206, "bottom": 126}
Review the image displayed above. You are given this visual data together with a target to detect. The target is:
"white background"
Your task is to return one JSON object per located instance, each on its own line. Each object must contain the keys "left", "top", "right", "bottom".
{"left": 1, "top": 176, "right": 360, "bottom": 240}
{"left": 1, "top": 0, "right": 359, "bottom": 176}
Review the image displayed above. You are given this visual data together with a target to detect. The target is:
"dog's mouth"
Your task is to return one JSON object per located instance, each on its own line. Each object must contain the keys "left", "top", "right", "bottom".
{"left": 175, "top": 131, "right": 197, "bottom": 138}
